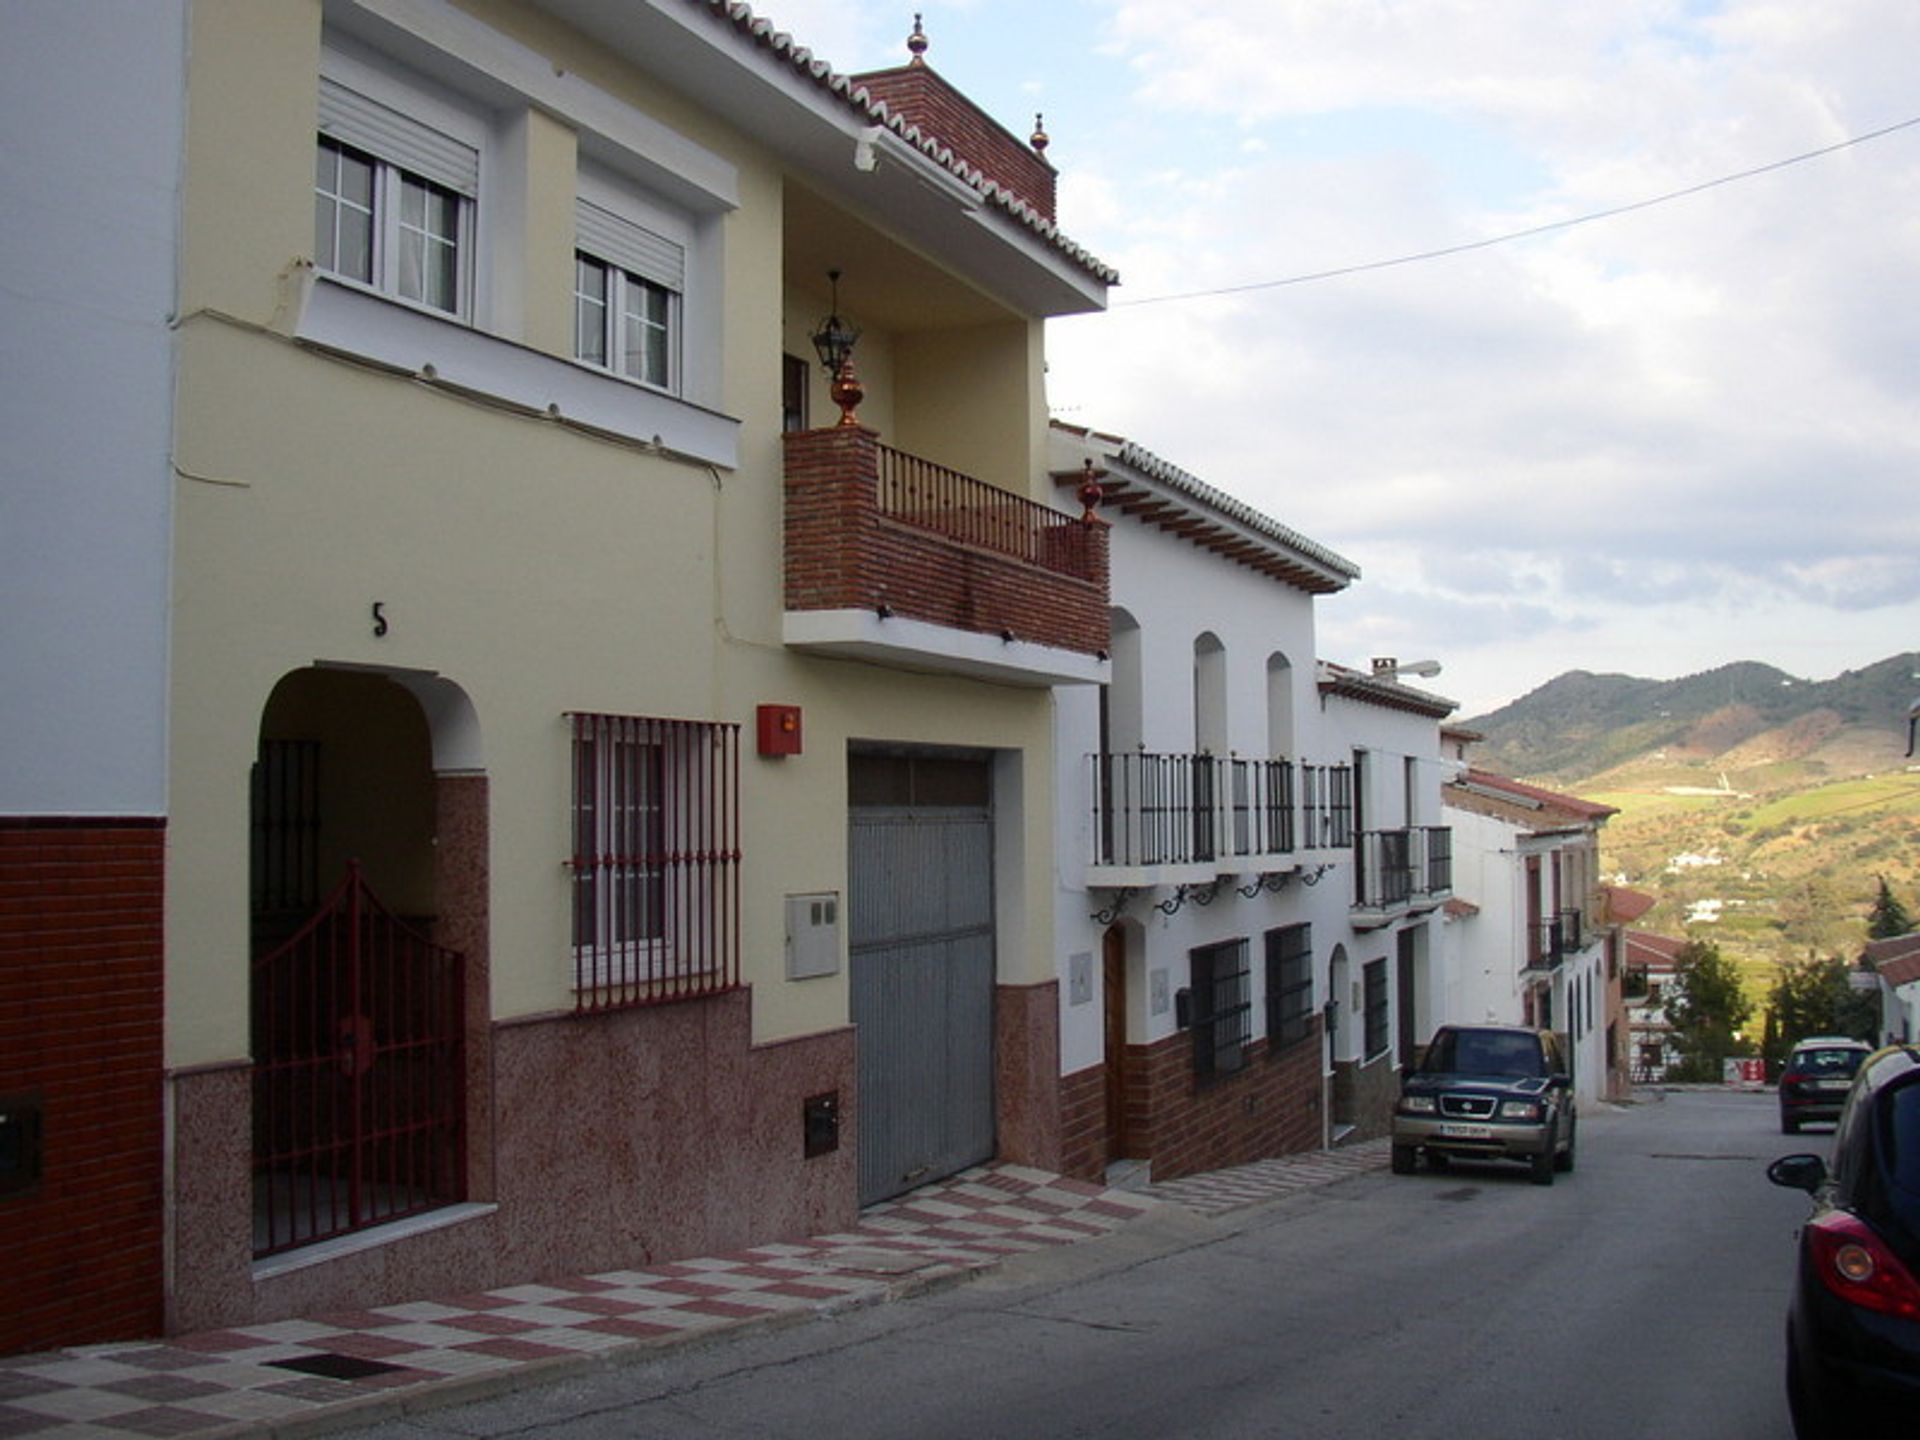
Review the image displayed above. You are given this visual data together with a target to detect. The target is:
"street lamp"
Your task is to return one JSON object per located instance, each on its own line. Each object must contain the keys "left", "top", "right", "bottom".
{"left": 810, "top": 270, "right": 864, "bottom": 426}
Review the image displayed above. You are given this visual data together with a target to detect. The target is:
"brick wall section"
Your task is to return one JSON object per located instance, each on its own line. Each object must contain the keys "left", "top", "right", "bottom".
{"left": 1056, "top": 1023, "right": 1325, "bottom": 1186}
{"left": 1332, "top": 1051, "right": 1400, "bottom": 1141}
{"left": 784, "top": 427, "right": 1109, "bottom": 657}
{"left": 1056, "top": 1064, "right": 1109, "bottom": 1183}
{"left": 0, "top": 818, "right": 166, "bottom": 1354}
{"left": 852, "top": 64, "right": 1056, "bottom": 221}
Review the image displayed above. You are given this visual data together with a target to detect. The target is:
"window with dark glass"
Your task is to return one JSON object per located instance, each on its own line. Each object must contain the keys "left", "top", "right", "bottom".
{"left": 1363, "top": 957, "right": 1389, "bottom": 1059}
{"left": 1190, "top": 939, "right": 1252, "bottom": 1079}
{"left": 1265, "top": 923, "right": 1314, "bottom": 1050}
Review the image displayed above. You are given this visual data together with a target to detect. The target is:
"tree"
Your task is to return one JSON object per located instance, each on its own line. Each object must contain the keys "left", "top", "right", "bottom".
{"left": 1868, "top": 876, "right": 1915, "bottom": 940}
{"left": 1665, "top": 939, "right": 1754, "bottom": 1081}
{"left": 1766, "top": 953, "right": 1877, "bottom": 1065}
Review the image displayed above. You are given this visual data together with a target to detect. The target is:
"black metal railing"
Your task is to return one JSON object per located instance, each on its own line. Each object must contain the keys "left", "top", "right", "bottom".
{"left": 1421, "top": 826, "right": 1453, "bottom": 898}
{"left": 875, "top": 443, "right": 1099, "bottom": 581}
{"left": 1299, "top": 762, "right": 1354, "bottom": 849}
{"left": 1353, "top": 826, "right": 1452, "bottom": 913}
{"left": 1091, "top": 753, "right": 1299, "bottom": 869}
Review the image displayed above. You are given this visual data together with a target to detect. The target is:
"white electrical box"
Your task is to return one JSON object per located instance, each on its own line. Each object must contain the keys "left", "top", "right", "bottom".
{"left": 785, "top": 892, "right": 841, "bottom": 980}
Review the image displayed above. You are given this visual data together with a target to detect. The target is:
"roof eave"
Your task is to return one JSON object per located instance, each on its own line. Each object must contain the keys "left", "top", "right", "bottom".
{"left": 524, "top": 0, "right": 1114, "bottom": 315}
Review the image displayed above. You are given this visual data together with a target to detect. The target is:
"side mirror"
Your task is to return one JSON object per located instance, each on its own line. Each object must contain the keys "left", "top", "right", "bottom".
{"left": 1767, "top": 1154, "right": 1828, "bottom": 1193}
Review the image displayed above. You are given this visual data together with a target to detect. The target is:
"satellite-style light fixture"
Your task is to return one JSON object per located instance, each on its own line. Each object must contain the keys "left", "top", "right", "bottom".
{"left": 1372, "top": 657, "right": 1443, "bottom": 681}
{"left": 810, "top": 270, "right": 864, "bottom": 426}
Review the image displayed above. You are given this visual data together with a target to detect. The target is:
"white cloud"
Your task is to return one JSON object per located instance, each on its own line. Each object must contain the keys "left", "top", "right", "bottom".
{"left": 1034, "top": 0, "right": 1920, "bottom": 709}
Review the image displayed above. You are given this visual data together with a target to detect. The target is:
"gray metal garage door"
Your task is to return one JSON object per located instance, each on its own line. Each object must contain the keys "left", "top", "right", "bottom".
{"left": 849, "top": 756, "right": 996, "bottom": 1207}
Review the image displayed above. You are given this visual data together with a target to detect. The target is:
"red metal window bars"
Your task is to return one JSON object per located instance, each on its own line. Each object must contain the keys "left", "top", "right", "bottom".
{"left": 568, "top": 712, "right": 741, "bottom": 1012}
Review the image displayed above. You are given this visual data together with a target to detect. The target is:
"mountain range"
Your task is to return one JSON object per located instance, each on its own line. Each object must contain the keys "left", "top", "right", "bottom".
{"left": 1460, "top": 655, "right": 1918, "bottom": 788}
{"left": 1458, "top": 654, "right": 1920, "bottom": 968}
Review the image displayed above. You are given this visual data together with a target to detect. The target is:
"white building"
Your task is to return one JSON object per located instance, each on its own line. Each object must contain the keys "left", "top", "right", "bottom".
{"left": 1867, "top": 933, "right": 1920, "bottom": 1045}
{"left": 1441, "top": 769, "right": 1620, "bottom": 1105}
{"left": 1048, "top": 425, "right": 1456, "bottom": 1181}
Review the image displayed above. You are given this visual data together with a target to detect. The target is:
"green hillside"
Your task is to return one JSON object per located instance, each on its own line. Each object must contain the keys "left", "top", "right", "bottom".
{"left": 1461, "top": 654, "right": 1920, "bottom": 980}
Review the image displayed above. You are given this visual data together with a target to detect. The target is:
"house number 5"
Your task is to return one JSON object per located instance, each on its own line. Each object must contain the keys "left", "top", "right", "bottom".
{"left": 372, "top": 602, "right": 389, "bottom": 638}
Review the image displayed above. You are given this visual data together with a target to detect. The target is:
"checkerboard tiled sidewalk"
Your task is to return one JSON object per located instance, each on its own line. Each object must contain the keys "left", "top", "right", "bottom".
{"left": 0, "top": 1145, "right": 1386, "bottom": 1439}
{"left": 1145, "top": 1137, "right": 1393, "bottom": 1215}
{"left": 0, "top": 1165, "right": 1156, "bottom": 1440}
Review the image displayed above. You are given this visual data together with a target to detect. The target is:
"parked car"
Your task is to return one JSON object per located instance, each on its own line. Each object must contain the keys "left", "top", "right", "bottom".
{"left": 1390, "top": 1025, "right": 1575, "bottom": 1185}
{"left": 1768, "top": 1044, "right": 1920, "bottom": 1440}
{"left": 1779, "top": 1036, "right": 1873, "bottom": 1133}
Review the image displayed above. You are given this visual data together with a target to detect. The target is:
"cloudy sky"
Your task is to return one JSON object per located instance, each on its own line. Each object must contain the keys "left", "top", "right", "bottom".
{"left": 767, "top": 0, "right": 1920, "bottom": 716}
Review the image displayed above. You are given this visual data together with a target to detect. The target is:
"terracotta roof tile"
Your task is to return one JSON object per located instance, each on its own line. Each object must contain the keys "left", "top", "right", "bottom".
{"left": 1603, "top": 885, "right": 1657, "bottom": 924}
{"left": 1880, "top": 953, "right": 1920, "bottom": 988}
{"left": 1454, "top": 769, "right": 1618, "bottom": 822}
{"left": 1627, "top": 930, "right": 1687, "bottom": 970}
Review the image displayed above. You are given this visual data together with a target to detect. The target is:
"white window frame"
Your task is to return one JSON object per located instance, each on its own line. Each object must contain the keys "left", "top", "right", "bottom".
{"left": 316, "top": 40, "right": 486, "bottom": 322}
{"left": 573, "top": 168, "right": 692, "bottom": 397}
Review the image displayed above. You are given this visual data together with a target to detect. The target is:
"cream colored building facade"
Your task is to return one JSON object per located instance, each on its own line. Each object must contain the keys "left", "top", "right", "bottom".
{"left": 7, "top": 0, "right": 1114, "bottom": 1343}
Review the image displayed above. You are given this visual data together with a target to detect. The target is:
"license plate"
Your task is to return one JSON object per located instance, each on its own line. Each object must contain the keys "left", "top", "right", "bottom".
{"left": 1816, "top": 1079, "right": 1849, "bottom": 1092}
{"left": 1438, "top": 1123, "right": 1494, "bottom": 1140}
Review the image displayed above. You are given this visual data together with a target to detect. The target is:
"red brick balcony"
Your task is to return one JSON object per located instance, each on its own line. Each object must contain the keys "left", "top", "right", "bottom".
{"left": 783, "top": 425, "right": 1109, "bottom": 686}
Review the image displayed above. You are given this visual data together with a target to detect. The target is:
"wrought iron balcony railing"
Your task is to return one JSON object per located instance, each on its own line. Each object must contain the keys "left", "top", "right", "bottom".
{"left": 1089, "top": 753, "right": 1298, "bottom": 872}
{"left": 1353, "top": 826, "right": 1453, "bottom": 917}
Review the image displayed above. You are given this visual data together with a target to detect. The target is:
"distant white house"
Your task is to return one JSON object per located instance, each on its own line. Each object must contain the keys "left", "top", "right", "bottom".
{"left": 1440, "top": 769, "right": 1622, "bottom": 1104}
{"left": 1626, "top": 930, "right": 1689, "bottom": 1081}
{"left": 1866, "top": 933, "right": 1920, "bottom": 1045}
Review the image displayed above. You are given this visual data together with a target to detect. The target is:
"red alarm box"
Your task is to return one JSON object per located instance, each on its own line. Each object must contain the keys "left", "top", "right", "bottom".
{"left": 757, "top": 703, "right": 802, "bottom": 757}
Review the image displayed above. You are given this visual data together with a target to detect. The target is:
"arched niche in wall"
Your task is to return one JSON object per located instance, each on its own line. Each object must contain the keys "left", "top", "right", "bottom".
{"left": 1193, "top": 631, "right": 1226, "bottom": 756}
{"left": 1105, "top": 606, "right": 1143, "bottom": 755}
{"left": 1266, "top": 650, "right": 1295, "bottom": 759}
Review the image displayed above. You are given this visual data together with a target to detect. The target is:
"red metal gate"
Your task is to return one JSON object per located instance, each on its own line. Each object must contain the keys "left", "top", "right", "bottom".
{"left": 251, "top": 862, "right": 466, "bottom": 1258}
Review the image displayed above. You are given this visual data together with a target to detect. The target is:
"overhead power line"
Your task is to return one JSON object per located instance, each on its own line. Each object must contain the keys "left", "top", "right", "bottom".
{"left": 1116, "top": 115, "right": 1920, "bottom": 308}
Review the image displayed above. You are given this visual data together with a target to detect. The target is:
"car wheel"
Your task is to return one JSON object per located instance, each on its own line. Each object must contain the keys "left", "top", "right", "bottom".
{"left": 1391, "top": 1144, "right": 1417, "bottom": 1175}
{"left": 1529, "top": 1146, "right": 1554, "bottom": 1186}
{"left": 1555, "top": 1119, "right": 1576, "bottom": 1173}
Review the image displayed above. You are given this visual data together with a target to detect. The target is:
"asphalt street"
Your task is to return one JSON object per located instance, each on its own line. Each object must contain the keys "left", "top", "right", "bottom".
{"left": 323, "top": 1088, "right": 1816, "bottom": 1440}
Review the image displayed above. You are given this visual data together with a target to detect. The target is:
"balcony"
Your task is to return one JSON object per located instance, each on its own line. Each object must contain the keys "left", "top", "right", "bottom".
{"left": 1088, "top": 753, "right": 1297, "bottom": 888}
{"left": 1351, "top": 826, "right": 1453, "bottom": 929}
{"left": 1298, "top": 763, "right": 1355, "bottom": 856}
{"left": 1526, "top": 908, "right": 1589, "bottom": 971}
{"left": 784, "top": 426, "right": 1109, "bottom": 687}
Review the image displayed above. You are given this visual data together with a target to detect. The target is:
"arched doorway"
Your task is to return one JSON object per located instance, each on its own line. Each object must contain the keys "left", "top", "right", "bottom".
{"left": 249, "top": 666, "right": 487, "bottom": 1256}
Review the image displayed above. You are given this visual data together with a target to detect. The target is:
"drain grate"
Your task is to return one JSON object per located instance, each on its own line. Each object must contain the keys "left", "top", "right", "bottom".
{"left": 267, "top": 1353, "right": 409, "bottom": 1381}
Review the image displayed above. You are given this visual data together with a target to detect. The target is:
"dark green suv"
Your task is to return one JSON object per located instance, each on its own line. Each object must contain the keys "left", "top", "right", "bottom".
{"left": 1391, "top": 1025, "right": 1576, "bottom": 1185}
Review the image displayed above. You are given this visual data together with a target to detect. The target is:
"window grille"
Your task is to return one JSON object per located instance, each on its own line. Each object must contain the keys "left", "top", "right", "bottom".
{"left": 568, "top": 712, "right": 740, "bottom": 1012}
{"left": 1265, "top": 923, "right": 1314, "bottom": 1050}
{"left": 1363, "top": 958, "right": 1389, "bottom": 1059}
{"left": 1189, "top": 939, "right": 1252, "bottom": 1079}
{"left": 251, "top": 739, "right": 321, "bottom": 919}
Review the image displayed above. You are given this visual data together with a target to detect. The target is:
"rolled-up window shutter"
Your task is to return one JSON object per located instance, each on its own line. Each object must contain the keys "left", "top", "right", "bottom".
{"left": 576, "top": 199, "right": 685, "bottom": 293}
{"left": 319, "top": 77, "right": 478, "bottom": 197}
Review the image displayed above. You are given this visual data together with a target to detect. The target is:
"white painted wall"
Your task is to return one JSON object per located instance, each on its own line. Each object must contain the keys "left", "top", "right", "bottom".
{"left": 0, "top": 2, "right": 184, "bottom": 816}
{"left": 1441, "top": 805, "right": 1526, "bottom": 1025}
